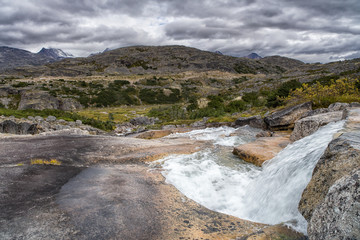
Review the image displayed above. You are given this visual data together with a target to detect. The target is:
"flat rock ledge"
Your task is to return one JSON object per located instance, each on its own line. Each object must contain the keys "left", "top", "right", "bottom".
{"left": 233, "top": 133, "right": 291, "bottom": 166}
{"left": 0, "top": 134, "right": 305, "bottom": 240}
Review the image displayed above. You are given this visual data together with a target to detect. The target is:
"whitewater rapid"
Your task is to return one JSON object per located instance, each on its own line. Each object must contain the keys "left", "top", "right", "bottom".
{"left": 153, "top": 121, "right": 345, "bottom": 234}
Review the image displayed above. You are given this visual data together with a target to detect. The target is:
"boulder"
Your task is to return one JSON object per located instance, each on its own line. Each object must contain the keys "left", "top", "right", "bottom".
{"left": 264, "top": 102, "right": 312, "bottom": 130}
{"left": 0, "top": 120, "right": 37, "bottom": 134}
{"left": 290, "top": 111, "right": 343, "bottom": 141}
{"left": 233, "top": 135, "right": 291, "bottom": 166}
{"left": 18, "top": 91, "right": 60, "bottom": 110}
{"left": 308, "top": 169, "right": 360, "bottom": 240}
{"left": 130, "top": 116, "right": 156, "bottom": 126}
{"left": 234, "top": 115, "right": 266, "bottom": 129}
{"left": 46, "top": 116, "right": 57, "bottom": 122}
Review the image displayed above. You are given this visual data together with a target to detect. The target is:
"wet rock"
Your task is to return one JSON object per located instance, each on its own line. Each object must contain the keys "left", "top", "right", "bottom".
{"left": 264, "top": 102, "right": 312, "bottom": 130}
{"left": 349, "top": 102, "right": 360, "bottom": 108}
{"left": 290, "top": 111, "right": 343, "bottom": 141}
{"left": 234, "top": 115, "right": 266, "bottom": 129}
{"left": 308, "top": 169, "right": 360, "bottom": 240}
{"left": 299, "top": 108, "right": 360, "bottom": 240}
{"left": 233, "top": 134, "right": 291, "bottom": 166}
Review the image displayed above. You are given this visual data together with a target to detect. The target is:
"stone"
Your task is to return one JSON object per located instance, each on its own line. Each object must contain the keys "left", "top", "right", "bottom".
{"left": 34, "top": 116, "right": 44, "bottom": 122}
{"left": 162, "top": 125, "right": 176, "bottom": 130}
{"left": 301, "top": 108, "right": 329, "bottom": 118}
{"left": 328, "top": 102, "right": 349, "bottom": 111}
{"left": 18, "top": 91, "right": 60, "bottom": 110}
{"left": 234, "top": 115, "right": 266, "bottom": 129}
{"left": 264, "top": 102, "right": 312, "bottom": 130}
{"left": 0, "top": 120, "right": 18, "bottom": 134}
{"left": 290, "top": 111, "right": 343, "bottom": 141}
{"left": 307, "top": 169, "right": 360, "bottom": 240}
{"left": 233, "top": 135, "right": 291, "bottom": 166}
{"left": 27, "top": 116, "right": 35, "bottom": 121}
{"left": 75, "top": 120, "right": 82, "bottom": 125}
{"left": 46, "top": 116, "right": 57, "bottom": 122}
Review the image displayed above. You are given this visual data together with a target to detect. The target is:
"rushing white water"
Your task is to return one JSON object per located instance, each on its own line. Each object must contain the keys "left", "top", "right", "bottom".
{"left": 155, "top": 121, "right": 345, "bottom": 234}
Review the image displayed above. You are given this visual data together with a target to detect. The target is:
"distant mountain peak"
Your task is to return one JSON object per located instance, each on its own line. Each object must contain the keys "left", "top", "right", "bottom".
{"left": 214, "top": 50, "right": 223, "bottom": 55}
{"left": 37, "top": 48, "right": 74, "bottom": 59}
{"left": 245, "top": 53, "right": 262, "bottom": 59}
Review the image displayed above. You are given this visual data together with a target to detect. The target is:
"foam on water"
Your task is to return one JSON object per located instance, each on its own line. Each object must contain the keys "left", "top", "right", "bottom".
{"left": 155, "top": 121, "right": 345, "bottom": 234}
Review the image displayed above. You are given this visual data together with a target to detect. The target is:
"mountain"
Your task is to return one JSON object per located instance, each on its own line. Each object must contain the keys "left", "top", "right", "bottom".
{"left": 1, "top": 45, "right": 304, "bottom": 77}
{"left": 0, "top": 46, "right": 73, "bottom": 71}
{"left": 37, "top": 48, "right": 74, "bottom": 60}
{"left": 245, "top": 53, "right": 262, "bottom": 59}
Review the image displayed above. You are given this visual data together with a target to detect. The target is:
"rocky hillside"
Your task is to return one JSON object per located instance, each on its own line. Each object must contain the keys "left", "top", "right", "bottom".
{"left": 1, "top": 45, "right": 304, "bottom": 77}
{"left": 0, "top": 46, "right": 73, "bottom": 71}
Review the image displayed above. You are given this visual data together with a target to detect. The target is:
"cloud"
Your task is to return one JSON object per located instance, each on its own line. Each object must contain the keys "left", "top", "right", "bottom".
{"left": 0, "top": 0, "right": 359, "bottom": 62}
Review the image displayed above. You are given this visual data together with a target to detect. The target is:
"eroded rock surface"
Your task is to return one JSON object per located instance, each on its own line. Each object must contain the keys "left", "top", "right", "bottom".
{"left": 290, "top": 111, "right": 343, "bottom": 141}
{"left": 299, "top": 108, "right": 360, "bottom": 240}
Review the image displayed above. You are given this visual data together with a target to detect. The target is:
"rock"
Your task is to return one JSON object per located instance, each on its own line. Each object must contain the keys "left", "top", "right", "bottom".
{"left": 136, "top": 130, "right": 173, "bottom": 139}
{"left": 59, "top": 98, "right": 83, "bottom": 111}
{"left": 75, "top": 120, "right": 82, "bottom": 125}
{"left": 162, "top": 125, "right": 176, "bottom": 130}
{"left": 233, "top": 135, "right": 291, "bottom": 166}
{"left": 230, "top": 125, "right": 267, "bottom": 142}
{"left": 307, "top": 169, "right": 360, "bottom": 240}
{"left": 301, "top": 108, "right": 329, "bottom": 118}
{"left": 299, "top": 131, "right": 360, "bottom": 222}
{"left": 0, "top": 120, "right": 18, "bottom": 134}
{"left": 34, "top": 116, "right": 44, "bottom": 122}
{"left": 130, "top": 116, "right": 156, "bottom": 126}
{"left": 299, "top": 108, "right": 360, "bottom": 239}
{"left": 349, "top": 102, "right": 360, "bottom": 108}
{"left": 18, "top": 91, "right": 60, "bottom": 110}
{"left": 264, "top": 102, "right": 312, "bottom": 130}
{"left": 0, "top": 120, "right": 37, "bottom": 134}
{"left": 46, "top": 116, "right": 57, "bottom": 122}
{"left": 290, "top": 111, "right": 343, "bottom": 141}
{"left": 328, "top": 102, "right": 349, "bottom": 111}
{"left": 255, "top": 131, "right": 273, "bottom": 138}
{"left": 27, "top": 116, "right": 35, "bottom": 121}
{"left": 234, "top": 115, "right": 266, "bottom": 129}
{"left": 0, "top": 97, "right": 12, "bottom": 108}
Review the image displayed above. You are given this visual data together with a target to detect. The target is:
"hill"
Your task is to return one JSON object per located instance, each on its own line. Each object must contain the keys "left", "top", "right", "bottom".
{"left": 0, "top": 45, "right": 304, "bottom": 77}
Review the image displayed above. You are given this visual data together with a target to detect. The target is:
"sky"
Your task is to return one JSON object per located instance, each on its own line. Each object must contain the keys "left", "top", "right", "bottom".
{"left": 1, "top": 0, "right": 359, "bottom": 63}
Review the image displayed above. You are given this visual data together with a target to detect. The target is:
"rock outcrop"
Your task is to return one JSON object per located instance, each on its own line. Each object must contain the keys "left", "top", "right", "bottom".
{"left": 18, "top": 91, "right": 60, "bottom": 110}
{"left": 233, "top": 134, "right": 291, "bottom": 166}
{"left": 264, "top": 102, "right": 312, "bottom": 130}
{"left": 299, "top": 108, "right": 360, "bottom": 240}
{"left": 234, "top": 115, "right": 266, "bottom": 129}
{"left": 290, "top": 111, "right": 343, "bottom": 141}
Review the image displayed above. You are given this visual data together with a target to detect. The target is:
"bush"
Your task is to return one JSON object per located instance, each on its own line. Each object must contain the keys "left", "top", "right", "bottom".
{"left": 225, "top": 100, "right": 247, "bottom": 113}
{"left": 266, "top": 80, "right": 302, "bottom": 108}
{"left": 286, "top": 78, "right": 360, "bottom": 108}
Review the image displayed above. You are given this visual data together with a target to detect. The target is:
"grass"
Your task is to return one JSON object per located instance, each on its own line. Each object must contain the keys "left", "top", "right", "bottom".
{"left": 77, "top": 105, "right": 168, "bottom": 123}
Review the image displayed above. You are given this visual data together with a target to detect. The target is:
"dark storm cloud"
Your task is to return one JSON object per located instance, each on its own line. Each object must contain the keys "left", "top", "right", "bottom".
{"left": 0, "top": 0, "right": 359, "bottom": 62}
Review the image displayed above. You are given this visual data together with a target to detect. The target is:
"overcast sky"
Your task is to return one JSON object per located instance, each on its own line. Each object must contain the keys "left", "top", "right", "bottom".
{"left": 1, "top": 0, "right": 359, "bottom": 63}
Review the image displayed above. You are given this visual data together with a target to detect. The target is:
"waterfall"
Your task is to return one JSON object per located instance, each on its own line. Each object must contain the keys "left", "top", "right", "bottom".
{"left": 154, "top": 121, "right": 345, "bottom": 234}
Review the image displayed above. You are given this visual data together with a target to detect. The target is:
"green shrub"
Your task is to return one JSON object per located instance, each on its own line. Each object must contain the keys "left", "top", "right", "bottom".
{"left": 266, "top": 80, "right": 302, "bottom": 108}
{"left": 225, "top": 100, "right": 247, "bottom": 113}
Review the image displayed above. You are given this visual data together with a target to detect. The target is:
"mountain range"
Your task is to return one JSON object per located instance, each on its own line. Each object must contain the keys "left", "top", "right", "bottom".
{"left": 0, "top": 46, "right": 73, "bottom": 71}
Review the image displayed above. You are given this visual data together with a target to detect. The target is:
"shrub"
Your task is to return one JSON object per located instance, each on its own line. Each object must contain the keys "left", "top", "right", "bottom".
{"left": 225, "top": 100, "right": 247, "bottom": 113}
{"left": 266, "top": 80, "right": 302, "bottom": 108}
{"left": 286, "top": 78, "right": 360, "bottom": 108}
